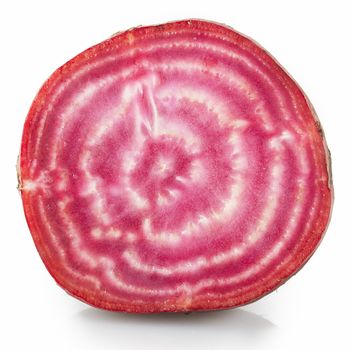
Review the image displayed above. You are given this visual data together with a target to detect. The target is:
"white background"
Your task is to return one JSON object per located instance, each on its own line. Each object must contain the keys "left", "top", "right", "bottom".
{"left": 1, "top": 1, "right": 349, "bottom": 349}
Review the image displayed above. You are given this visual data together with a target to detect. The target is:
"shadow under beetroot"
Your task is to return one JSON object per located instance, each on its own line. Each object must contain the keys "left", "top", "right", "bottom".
{"left": 76, "top": 306, "right": 277, "bottom": 332}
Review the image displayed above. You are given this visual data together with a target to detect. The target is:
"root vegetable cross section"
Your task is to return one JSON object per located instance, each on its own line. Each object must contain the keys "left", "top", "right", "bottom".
{"left": 19, "top": 20, "right": 332, "bottom": 312}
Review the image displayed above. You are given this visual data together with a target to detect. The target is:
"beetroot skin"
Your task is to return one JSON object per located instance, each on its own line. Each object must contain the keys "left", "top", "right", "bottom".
{"left": 19, "top": 20, "right": 332, "bottom": 313}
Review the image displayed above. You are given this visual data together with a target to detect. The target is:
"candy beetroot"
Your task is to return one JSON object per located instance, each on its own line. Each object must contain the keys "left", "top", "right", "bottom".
{"left": 19, "top": 20, "right": 333, "bottom": 312}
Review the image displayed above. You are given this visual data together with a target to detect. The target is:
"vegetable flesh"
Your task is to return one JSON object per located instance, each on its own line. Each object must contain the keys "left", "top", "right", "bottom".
{"left": 19, "top": 20, "right": 333, "bottom": 312}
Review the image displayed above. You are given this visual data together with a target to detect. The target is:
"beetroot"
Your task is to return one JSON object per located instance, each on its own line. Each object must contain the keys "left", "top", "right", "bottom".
{"left": 19, "top": 19, "right": 333, "bottom": 312}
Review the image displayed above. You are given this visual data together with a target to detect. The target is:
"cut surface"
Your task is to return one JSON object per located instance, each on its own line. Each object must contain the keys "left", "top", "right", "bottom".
{"left": 19, "top": 19, "right": 332, "bottom": 312}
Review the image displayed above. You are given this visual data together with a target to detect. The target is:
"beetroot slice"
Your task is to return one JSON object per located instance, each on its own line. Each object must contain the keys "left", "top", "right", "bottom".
{"left": 19, "top": 19, "right": 333, "bottom": 313}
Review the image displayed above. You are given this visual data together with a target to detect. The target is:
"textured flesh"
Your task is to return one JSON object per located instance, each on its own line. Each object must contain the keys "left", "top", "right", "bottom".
{"left": 19, "top": 20, "right": 332, "bottom": 312}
